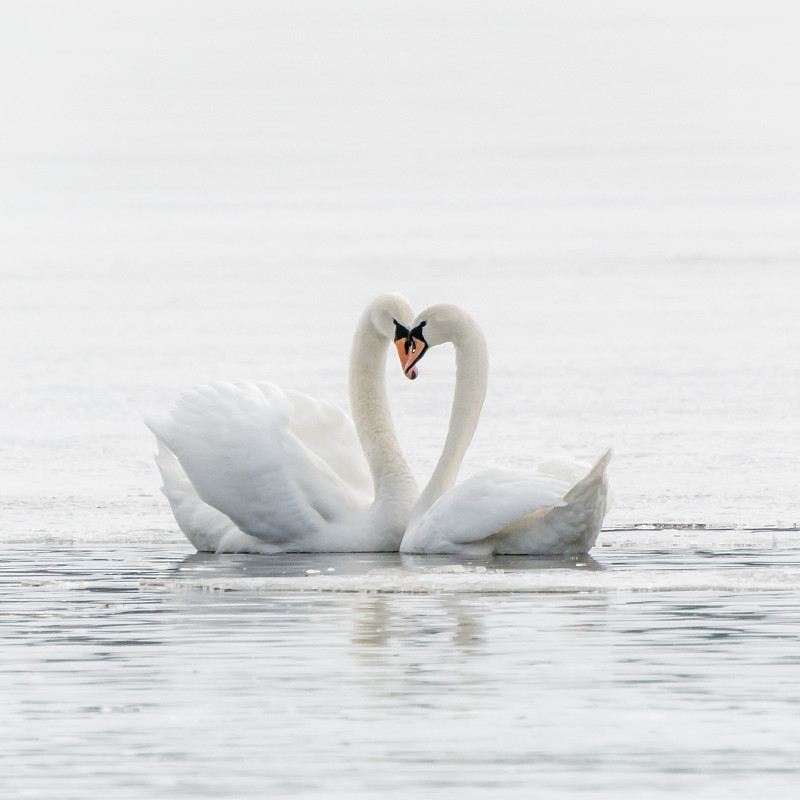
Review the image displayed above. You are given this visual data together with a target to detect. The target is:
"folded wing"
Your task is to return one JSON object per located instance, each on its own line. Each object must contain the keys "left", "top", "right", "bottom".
{"left": 407, "top": 468, "right": 570, "bottom": 551}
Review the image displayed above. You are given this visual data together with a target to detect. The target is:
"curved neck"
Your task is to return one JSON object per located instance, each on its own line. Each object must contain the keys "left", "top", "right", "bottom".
{"left": 411, "top": 314, "right": 488, "bottom": 521}
{"left": 348, "top": 311, "right": 416, "bottom": 505}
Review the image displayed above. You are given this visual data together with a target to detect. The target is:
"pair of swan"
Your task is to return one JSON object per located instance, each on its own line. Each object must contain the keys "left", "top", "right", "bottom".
{"left": 147, "top": 294, "right": 611, "bottom": 556}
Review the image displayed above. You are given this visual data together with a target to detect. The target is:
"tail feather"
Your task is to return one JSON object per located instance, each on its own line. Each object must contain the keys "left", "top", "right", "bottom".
{"left": 492, "top": 448, "right": 612, "bottom": 555}
{"left": 560, "top": 448, "right": 612, "bottom": 550}
{"left": 564, "top": 448, "right": 612, "bottom": 504}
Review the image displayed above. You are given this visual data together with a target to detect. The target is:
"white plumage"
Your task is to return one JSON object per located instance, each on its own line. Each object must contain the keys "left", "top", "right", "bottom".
{"left": 147, "top": 295, "right": 418, "bottom": 553}
{"left": 148, "top": 382, "right": 373, "bottom": 551}
{"left": 148, "top": 296, "right": 612, "bottom": 557}
{"left": 399, "top": 304, "right": 612, "bottom": 555}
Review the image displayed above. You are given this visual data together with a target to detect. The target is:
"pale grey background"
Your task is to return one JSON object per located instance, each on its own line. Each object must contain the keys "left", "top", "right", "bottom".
{"left": 3, "top": 1, "right": 799, "bottom": 537}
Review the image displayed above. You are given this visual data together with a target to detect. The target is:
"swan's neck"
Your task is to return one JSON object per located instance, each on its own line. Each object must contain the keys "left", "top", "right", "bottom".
{"left": 411, "top": 315, "right": 488, "bottom": 522}
{"left": 348, "top": 314, "right": 416, "bottom": 507}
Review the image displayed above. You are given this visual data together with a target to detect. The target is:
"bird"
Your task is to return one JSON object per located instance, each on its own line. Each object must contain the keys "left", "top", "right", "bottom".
{"left": 395, "top": 303, "right": 611, "bottom": 556}
{"left": 147, "top": 294, "right": 420, "bottom": 553}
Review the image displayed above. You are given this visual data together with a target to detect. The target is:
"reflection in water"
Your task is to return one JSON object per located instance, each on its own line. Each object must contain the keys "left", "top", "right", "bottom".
{"left": 349, "top": 593, "right": 486, "bottom": 656}
{"left": 398, "top": 553, "right": 603, "bottom": 573}
{"left": 2, "top": 543, "right": 800, "bottom": 798}
{"left": 175, "top": 551, "right": 603, "bottom": 579}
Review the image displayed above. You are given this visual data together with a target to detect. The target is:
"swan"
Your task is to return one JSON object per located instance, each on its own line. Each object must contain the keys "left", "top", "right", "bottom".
{"left": 146, "top": 294, "right": 420, "bottom": 553}
{"left": 395, "top": 303, "right": 612, "bottom": 556}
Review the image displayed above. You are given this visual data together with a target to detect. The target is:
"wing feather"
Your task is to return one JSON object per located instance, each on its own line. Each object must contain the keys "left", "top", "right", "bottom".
{"left": 147, "top": 381, "right": 369, "bottom": 545}
{"left": 408, "top": 468, "right": 570, "bottom": 550}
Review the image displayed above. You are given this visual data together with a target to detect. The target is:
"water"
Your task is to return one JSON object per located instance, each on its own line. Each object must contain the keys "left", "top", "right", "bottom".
{"left": 3, "top": 539, "right": 800, "bottom": 798}
{"left": 2, "top": 1, "right": 800, "bottom": 796}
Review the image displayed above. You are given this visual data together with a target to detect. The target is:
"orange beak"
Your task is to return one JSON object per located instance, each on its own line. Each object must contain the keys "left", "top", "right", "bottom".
{"left": 394, "top": 336, "right": 427, "bottom": 380}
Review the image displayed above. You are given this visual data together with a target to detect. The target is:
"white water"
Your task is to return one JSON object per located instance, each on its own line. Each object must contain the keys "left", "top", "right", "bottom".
{"left": 2, "top": 1, "right": 800, "bottom": 796}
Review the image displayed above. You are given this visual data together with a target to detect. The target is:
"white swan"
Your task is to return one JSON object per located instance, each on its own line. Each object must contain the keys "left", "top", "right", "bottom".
{"left": 147, "top": 294, "right": 419, "bottom": 553}
{"left": 395, "top": 303, "right": 612, "bottom": 556}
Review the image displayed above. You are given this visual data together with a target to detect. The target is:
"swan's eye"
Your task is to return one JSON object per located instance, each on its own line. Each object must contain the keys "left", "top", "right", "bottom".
{"left": 393, "top": 319, "right": 410, "bottom": 344}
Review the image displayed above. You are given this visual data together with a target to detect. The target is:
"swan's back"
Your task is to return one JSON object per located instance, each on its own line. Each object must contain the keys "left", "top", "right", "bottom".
{"left": 400, "top": 450, "right": 611, "bottom": 555}
{"left": 403, "top": 468, "right": 571, "bottom": 554}
{"left": 493, "top": 449, "right": 612, "bottom": 554}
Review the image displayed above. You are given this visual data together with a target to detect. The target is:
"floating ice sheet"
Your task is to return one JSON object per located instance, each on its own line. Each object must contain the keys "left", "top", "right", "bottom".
{"left": 139, "top": 533, "right": 800, "bottom": 595}
{"left": 146, "top": 566, "right": 800, "bottom": 595}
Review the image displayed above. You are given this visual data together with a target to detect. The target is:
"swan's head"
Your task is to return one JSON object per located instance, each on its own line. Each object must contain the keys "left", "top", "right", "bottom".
{"left": 367, "top": 293, "right": 418, "bottom": 373}
{"left": 397, "top": 303, "right": 480, "bottom": 380}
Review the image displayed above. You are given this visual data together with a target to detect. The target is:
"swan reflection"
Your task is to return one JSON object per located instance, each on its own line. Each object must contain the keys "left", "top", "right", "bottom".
{"left": 173, "top": 550, "right": 602, "bottom": 581}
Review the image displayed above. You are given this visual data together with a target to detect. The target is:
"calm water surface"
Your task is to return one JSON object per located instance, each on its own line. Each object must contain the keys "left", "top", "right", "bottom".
{"left": 3, "top": 541, "right": 800, "bottom": 798}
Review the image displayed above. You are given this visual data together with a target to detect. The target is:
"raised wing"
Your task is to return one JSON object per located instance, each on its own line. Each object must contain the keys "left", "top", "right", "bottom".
{"left": 276, "top": 384, "right": 372, "bottom": 502}
{"left": 147, "top": 381, "right": 370, "bottom": 546}
{"left": 153, "top": 441, "right": 256, "bottom": 552}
